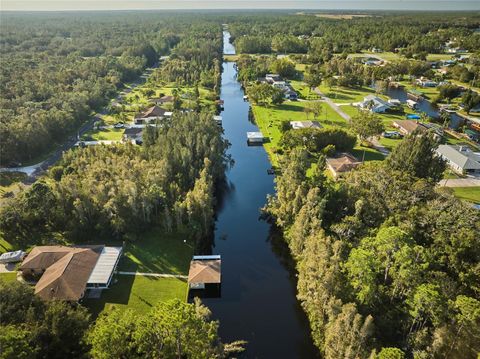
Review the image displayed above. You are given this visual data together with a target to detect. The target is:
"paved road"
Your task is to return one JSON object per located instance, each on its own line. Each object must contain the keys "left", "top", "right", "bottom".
{"left": 439, "top": 178, "right": 480, "bottom": 187}
{"left": 313, "top": 87, "right": 390, "bottom": 156}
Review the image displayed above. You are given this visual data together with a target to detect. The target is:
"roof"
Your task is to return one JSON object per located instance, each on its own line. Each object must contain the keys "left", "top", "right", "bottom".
{"left": 247, "top": 132, "right": 264, "bottom": 139}
{"left": 326, "top": 153, "right": 361, "bottom": 174}
{"left": 436, "top": 145, "right": 480, "bottom": 170}
{"left": 188, "top": 259, "right": 221, "bottom": 284}
{"left": 139, "top": 106, "right": 166, "bottom": 118}
{"left": 87, "top": 246, "right": 122, "bottom": 285}
{"left": 290, "top": 121, "right": 322, "bottom": 130}
{"left": 21, "top": 246, "right": 104, "bottom": 301}
{"left": 393, "top": 120, "right": 425, "bottom": 134}
{"left": 123, "top": 127, "right": 143, "bottom": 136}
{"left": 20, "top": 246, "right": 74, "bottom": 270}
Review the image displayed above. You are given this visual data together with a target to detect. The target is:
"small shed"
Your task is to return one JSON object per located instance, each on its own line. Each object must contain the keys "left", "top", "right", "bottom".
{"left": 247, "top": 132, "right": 265, "bottom": 144}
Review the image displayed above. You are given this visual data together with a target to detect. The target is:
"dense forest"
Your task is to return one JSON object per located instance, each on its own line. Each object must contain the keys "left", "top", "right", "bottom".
{"left": 0, "top": 111, "right": 231, "bottom": 247}
{"left": 227, "top": 13, "right": 480, "bottom": 55}
{"left": 265, "top": 132, "right": 480, "bottom": 358}
{"left": 0, "top": 13, "right": 222, "bottom": 165}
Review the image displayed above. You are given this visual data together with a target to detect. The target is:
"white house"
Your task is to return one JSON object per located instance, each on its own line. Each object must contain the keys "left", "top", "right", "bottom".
{"left": 436, "top": 144, "right": 480, "bottom": 175}
{"left": 358, "top": 95, "right": 392, "bottom": 113}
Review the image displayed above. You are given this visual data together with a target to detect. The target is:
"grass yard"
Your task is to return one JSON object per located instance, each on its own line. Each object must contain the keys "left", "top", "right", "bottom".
{"left": 0, "top": 237, "right": 15, "bottom": 254}
{"left": 84, "top": 128, "right": 124, "bottom": 141}
{"left": 84, "top": 275, "right": 187, "bottom": 316}
{"left": 84, "top": 227, "right": 193, "bottom": 316}
{"left": 0, "top": 272, "right": 18, "bottom": 282}
{"left": 452, "top": 187, "right": 480, "bottom": 203}
{"left": 119, "top": 228, "right": 193, "bottom": 274}
{"left": 251, "top": 100, "right": 348, "bottom": 162}
{"left": 317, "top": 84, "right": 377, "bottom": 103}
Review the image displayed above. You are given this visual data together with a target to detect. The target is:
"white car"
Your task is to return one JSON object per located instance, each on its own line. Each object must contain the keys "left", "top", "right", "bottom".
{"left": 0, "top": 250, "right": 26, "bottom": 264}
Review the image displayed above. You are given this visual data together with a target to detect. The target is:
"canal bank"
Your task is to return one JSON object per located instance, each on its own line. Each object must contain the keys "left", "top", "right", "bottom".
{"left": 199, "top": 31, "right": 319, "bottom": 358}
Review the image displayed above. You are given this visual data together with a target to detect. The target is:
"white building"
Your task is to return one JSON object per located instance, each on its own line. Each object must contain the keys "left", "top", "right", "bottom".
{"left": 436, "top": 144, "right": 480, "bottom": 175}
{"left": 358, "top": 95, "right": 392, "bottom": 113}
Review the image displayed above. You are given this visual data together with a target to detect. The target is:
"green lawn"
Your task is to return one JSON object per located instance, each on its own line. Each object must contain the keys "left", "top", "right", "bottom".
{"left": 84, "top": 275, "right": 187, "bottom": 316}
{"left": 0, "top": 238, "right": 15, "bottom": 254}
{"left": 84, "top": 227, "right": 193, "bottom": 316}
{"left": 251, "top": 100, "right": 348, "bottom": 164}
{"left": 452, "top": 187, "right": 480, "bottom": 203}
{"left": 0, "top": 272, "right": 17, "bottom": 282}
{"left": 119, "top": 228, "right": 193, "bottom": 274}
{"left": 84, "top": 128, "right": 124, "bottom": 141}
{"left": 317, "top": 84, "right": 377, "bottom": 103}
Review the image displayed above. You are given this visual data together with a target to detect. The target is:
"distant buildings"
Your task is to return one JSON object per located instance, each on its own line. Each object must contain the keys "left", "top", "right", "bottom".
{"left": 436, "top": 144, "right": 480, "bottom": 175}
{"left": 123, "top": 127, "right": 144, "bottom": 144}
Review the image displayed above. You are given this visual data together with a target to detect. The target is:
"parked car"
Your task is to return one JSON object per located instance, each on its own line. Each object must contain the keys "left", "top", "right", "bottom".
{"left": 114, "top": 123, "right": 125, "bottom": 129}
{"left": 0, "top": 250, "right": 26, "bottom": 264}
{"left": 383, "top": 131, "right": 403, "bottom": 139}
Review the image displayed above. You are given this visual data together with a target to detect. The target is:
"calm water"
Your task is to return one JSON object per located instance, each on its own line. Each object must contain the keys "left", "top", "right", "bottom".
{"left": 200, "top": 32, "right": 319, "bottom": 358}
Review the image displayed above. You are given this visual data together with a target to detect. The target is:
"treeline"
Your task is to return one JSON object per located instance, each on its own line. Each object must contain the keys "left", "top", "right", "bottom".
{"left": 265, "top": 133, "right": 480, "bottom": 358}
{"left": 0, "top": 112, "right": 231, "bottom": 247}
{"left": 0, "top": 13, "right": 218, "bottom": 165}
{"left": 227, "top": 13, "right": 480, "bottom": 55}
{"left": 0, "top": 280, "right": 244, "bottom": 358}
{"left": 151, "top": 23, "right": 222, "bottom": 92}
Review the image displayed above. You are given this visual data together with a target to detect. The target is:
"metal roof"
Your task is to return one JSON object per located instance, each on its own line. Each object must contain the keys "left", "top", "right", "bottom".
{"left": 87, "top": 247, "right": 122, "bottom": 285}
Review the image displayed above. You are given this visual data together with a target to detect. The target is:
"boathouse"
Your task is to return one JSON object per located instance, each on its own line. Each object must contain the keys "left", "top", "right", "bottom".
{"left": 188, "top": 255, "right": 221, "bottom": 298}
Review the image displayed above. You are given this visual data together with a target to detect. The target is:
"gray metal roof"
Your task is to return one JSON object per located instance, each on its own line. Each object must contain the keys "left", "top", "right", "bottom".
{"left": 87, "top": 246, "right": 122, "bottom": 285}
{"left": 436, "top": 145, "right": 480, "bottom": 170}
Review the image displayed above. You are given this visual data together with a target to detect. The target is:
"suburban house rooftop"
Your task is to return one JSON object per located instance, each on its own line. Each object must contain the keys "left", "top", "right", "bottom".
{"left": 326, "top": 153, "right": 361, "bottom": 178}
{"left": 436, "top": 144, "right": 480, "bottom": 174}
{"left": 20, "top": 245, "right": 122, "bottom": 301}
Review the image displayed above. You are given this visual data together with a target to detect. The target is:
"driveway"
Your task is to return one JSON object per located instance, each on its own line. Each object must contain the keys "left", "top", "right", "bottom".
{"left": 314, "top": 87, "right": 390, "bottom": 156}
{"left": 439, "top": 178, "right": 480, "bottom": 187}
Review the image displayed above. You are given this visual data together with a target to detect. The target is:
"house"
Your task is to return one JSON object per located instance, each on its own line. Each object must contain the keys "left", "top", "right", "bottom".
{"left": 188, "top": 255, "right": 221, "bottom": 298}
{"left": 134, "top": 106, "right": 170, "bottom": 124}
{"left": 19, "top": 245, "right": 122, "bottom": 301}
{"left": 393, "top": 120, "right": 426, "bottom": 135}
{"left": 358, "top": 95, "right": 392, "bottom": 113}
{"left": 416, "top": 78, "right": 438, "bottom": 88}
{"left": 326, "top": 153, "right": 361, "bottom": 178}
{"left": 436, "top": 145, "right": 480, "bottom": 175}
{"left": 247, "top": 132, "right": 265, "bottom": 144}
{"left": 290, "top": 121, "right": 322, "bottom": 130}
{"left": 285, "top": 89, "right": 298, "bottom": 100}
{"left": 122, "top": 127, "right": 143, "bottom": 144}
{"left": 150, "top": 95, "right": 174, "bottom": 105}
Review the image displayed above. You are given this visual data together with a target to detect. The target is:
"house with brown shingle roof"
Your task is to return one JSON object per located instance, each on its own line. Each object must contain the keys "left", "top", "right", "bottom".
{"left": 134, "top": 105, "right": 172, "bottom": 124}
{"left": 20, "top": 245, "right": 122, "bottom": 301}
{"left": 326, "top": 153, "right": 361, "bottom": 178}
{"left": 392, "top": 120, "right": 427, "bottom": 135}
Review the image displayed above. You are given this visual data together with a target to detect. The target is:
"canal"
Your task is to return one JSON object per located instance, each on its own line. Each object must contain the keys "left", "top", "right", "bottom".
{"left": 200, "top": 31, "right": 319, "bottom": 358}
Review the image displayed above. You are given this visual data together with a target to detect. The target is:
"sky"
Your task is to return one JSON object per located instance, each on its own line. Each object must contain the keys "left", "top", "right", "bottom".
{"left": 2, "top": 0, "right": 480, "bottom": 11}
